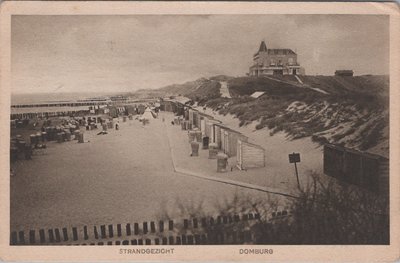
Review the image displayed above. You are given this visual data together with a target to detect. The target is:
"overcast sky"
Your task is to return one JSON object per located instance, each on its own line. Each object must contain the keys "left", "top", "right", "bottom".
{"left": 11, "top": 15, "right": 389, "bottom": 94}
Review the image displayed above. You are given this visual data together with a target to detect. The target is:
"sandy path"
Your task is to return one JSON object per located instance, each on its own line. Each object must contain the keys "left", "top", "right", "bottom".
{"left": 219, "top": 81, "right": 231, "bottom": 98}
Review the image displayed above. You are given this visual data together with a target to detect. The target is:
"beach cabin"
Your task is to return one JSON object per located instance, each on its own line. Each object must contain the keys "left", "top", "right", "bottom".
{"left": 108, "top": 106, "right": 118, "bottom": 118}
{"left": 205, "top": 119, "right": 222, "bottom": 143}
{"left": 137, "top": 104, "right": 146, "bottom": 115}
{"left": 125, "top": 105, "right": 137, "bottom": 115}
{"left": 192, "top": 111, "right": 200, "bottom": 129}
{"left": 201, "top": 114, "right": 219, "bottom": 137}
{"left": 236, "top": 140, "right": 266, "bottom": 170}
{"left": 323, "top": 144, "right": 389, "bottom": 194}
{"left": 160, "top": 97, "right": 190, "bottom": 116}
{"left": 184, "top": 108, "right": 189, "bottom": 120}
{"left": 188, "top": 109, "right": 195, "bottom": 128}
{"left": 160, "top": 100, "right": 176, "bottom": 113}
{"left": 216, "top": 124, "right": 248, "bottom": 157}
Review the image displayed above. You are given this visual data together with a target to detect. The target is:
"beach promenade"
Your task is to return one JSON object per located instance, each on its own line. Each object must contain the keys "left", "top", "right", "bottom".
{"left": 10, "top": 114, "right": 283, "bottom": 232}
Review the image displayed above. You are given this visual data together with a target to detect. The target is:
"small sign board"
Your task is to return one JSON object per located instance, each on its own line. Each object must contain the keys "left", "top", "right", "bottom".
{"left": 289, "top": 153, "right": 300, "bottom": 163}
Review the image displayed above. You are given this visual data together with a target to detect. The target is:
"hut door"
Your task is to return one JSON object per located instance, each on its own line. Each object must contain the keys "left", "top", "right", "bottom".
{"left": 221, "top": 130, "right": 225, "bottom": 151}
{"left": 201, "top": 119, "right": 205, "bottom": 134}
{"left": 224, "top": 131, "right": 229, "bottom": 155}
{"left": 211, "top": 125, "right": 215, "bottom": 143}
{"left": 237, "top": 140, "right": 242, "bottom": 169}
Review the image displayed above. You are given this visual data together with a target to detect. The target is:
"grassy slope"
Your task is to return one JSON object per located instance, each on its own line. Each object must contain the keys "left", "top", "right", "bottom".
{"left": 158, "top": 78, "right": 222, "bottom": 101}
{"left": 204, "top": 75, "right": 389, "bottom": 155}
{"left": 135, "top": 74, "right": 388, "bottom": 154}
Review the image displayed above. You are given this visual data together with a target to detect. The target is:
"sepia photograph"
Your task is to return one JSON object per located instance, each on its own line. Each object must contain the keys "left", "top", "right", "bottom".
{"left": 0, "top": 1, "right": 399, "bottom": 262}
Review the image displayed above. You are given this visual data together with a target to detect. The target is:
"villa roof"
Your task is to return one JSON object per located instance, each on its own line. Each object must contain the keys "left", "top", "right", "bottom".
{"left": 254, "top": 40, "right": 296, "bottom": 56}
{"left": 267, "top": 49, "right": 296, "bottom": 55}
{"left": 258, "top": 41, "right": 267, "bottom": 52}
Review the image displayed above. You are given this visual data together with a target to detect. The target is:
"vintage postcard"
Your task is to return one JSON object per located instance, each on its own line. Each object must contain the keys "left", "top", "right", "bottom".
{"left": 0, "top": 1, "right": 399, "bottom": 262}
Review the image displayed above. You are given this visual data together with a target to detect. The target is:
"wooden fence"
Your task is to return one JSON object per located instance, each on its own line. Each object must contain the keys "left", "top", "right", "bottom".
{"left": 10, "top": 210, "right": 291, "bottom": 246}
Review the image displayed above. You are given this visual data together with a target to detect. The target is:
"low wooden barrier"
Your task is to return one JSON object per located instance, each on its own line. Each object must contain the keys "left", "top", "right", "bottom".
{"left": 10, "top": 211, "right": 291, "bottom": 245}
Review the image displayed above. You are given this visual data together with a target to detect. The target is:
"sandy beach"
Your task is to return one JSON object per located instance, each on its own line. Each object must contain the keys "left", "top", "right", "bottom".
{"left": 10, "top": 113, "right": 276, "bottom": 232}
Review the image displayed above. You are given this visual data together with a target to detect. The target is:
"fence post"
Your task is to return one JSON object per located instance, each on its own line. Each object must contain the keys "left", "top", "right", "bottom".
{"left": 94, "top": 226, "right": 99, "bottom": 239}
{"left": 11, "top": 231, "right": 18, "bottom": 245}
{"left": 62, "top": 228, "right": 69, "bottom": 241}
{"left": 126, "top": 224, "right": 131, "bottom": 236}
{"left": 168, "top": 236, "right": 174, "bottom": 245}
{"left": 143, "top": 222, "right": 148, "bottom": 234}
{"left": 54, "top": 228, "right": 61, "bottom": 242}
{"left": 134, "top": 223, "right": 139, "bottom": 235}
{"left": 83, "top": 226, "right": 89, "bottom": 240}
{"left": 29, "top": 230, "right": 36, "bottom": 244}
{"left": 100, "top": 225, "right": 106, "bottom": 238}
{"left": 48, "top": 229, "right": 55, "bottom": 243}
{"left": 108, "top": 225, "right": 114, "bottom": 238}
{"left": 72, "top": 227, "right": 78, "bottom": 241}
{"left": 18, "top": 231, "right": 25, "bottom": 244}
{"left": 117, "top": 224, "right": 122, "bottom": 237}
{"left": 39, "top": 229, "right": 46, "bottom": 243}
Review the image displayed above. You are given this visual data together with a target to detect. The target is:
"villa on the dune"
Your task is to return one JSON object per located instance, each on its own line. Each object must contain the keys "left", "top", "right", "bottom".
{"left": 249, "top": 40, "right": 305, "bottom": 77}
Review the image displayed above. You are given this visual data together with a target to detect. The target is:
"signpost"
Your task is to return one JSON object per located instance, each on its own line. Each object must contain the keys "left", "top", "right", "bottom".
{"left": 289, "top": 152, "right": 301, "bottom": 188}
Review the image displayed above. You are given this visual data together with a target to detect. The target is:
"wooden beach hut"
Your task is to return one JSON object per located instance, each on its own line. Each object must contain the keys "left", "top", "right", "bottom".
{"left": 216, "top": 124, "right": 248, "bottom": 157}
{"left": 236, "top": 140, "right": 266, "bottom": 170}
{"left": 323, "top": 144, "right": 389, "bottom": 194}
{"left": 204, "top": 119, "right": 222, "bottom": 143}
